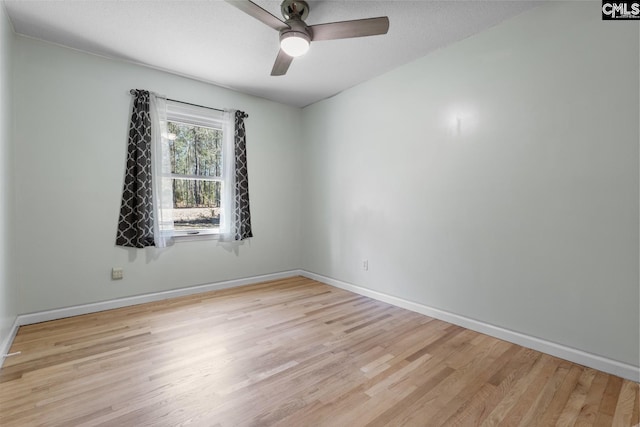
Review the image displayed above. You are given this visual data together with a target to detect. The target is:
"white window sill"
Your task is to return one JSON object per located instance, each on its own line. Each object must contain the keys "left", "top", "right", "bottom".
{"left": 172, "top": 230, "right": 221, "bottom": 242}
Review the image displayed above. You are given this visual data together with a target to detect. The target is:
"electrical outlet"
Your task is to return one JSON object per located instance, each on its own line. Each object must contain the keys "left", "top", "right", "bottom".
{"left": 111, "top": 267, "right": 124, "bottom": 280}
{"left": 363, "top": 260, "right": 369, "bottom": 271}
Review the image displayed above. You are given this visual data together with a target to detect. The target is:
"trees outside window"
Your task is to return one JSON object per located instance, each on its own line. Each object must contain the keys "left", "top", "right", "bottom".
{"left": 167, "top": 120, "right": 223, "bottom": 232}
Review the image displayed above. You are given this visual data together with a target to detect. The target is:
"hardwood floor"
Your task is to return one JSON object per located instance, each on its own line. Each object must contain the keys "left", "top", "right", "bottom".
{"left": 0, "top": 276, "right": 638, "bottom": 426}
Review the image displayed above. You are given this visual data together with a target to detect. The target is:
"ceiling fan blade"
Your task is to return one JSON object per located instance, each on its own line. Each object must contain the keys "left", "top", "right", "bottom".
{"left": 225, "top": 0, "right": 288, "bottom": 31}
{"left": 271, "top": 49, "right": 294, "bottom": 76}
{"left": 309, "top": 17, "right": 389, "bottom": 41}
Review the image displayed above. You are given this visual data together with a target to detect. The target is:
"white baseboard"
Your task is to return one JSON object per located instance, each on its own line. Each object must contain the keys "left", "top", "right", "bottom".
{"left": 300, "top": 270, "right": 640, "bottom": 383}
{"left": 0, "top": 270, "right": 301, "bottom": 371}
{"left": 0, "top": 317, "right": 21, "bottom": 369}
{"left": 16, "top": 270, "right": 301, "bottom": 327}
{"left": 2, "top": 269, "right": 638, "bottom": 382}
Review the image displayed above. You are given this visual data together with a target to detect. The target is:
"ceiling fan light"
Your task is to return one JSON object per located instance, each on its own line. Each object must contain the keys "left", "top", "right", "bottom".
{"left": 280, "top": 31, "right": 310, "bottom": 57}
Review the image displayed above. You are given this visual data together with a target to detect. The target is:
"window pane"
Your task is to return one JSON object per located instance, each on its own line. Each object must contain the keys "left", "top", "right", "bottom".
{"left": 168, "top": 121, "right": 222, "bottom": 177}
{"left": 172, "top": 179, "right": 221, "bottom": 231}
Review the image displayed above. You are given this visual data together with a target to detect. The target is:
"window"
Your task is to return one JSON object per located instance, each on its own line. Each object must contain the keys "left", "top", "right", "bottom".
{"left": 117, "top": 89, "right": 251, "bottom": 249}
{"left": 165, "top": 101, "right": 229, "bottom": 238}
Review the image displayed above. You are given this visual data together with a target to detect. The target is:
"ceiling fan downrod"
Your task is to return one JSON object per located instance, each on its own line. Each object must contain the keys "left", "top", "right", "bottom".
{"left": 281, "top": 0, "right": 309, "bottom": 20}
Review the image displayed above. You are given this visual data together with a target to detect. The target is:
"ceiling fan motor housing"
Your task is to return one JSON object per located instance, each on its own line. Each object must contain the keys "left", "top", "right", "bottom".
{"left": 280, "top": 18, "right": 311, "bottom": 43}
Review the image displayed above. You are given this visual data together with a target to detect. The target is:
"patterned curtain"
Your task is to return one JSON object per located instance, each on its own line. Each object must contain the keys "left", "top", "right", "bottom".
{"left": 115, "top": 90, "right": 155, "bottom": 248}
{"left": 233, "top": 111, "right": 253, "bottom": 240}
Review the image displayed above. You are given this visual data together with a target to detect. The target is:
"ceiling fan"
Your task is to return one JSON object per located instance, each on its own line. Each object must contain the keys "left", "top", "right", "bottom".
{"left": 226, "top": 0, "right": 390, "bottom": 76}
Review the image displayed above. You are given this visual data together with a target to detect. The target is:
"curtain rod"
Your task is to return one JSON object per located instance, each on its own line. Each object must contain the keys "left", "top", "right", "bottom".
{"left": 167, "top": 98, "right": 225, "bottom": 113}
{"left": 128, "top": 89, "right": 248, "bottom": 117}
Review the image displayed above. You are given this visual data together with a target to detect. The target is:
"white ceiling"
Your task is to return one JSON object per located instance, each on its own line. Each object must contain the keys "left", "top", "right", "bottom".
{"left": 4, "top": 0, "right": 538, "bottom": 108}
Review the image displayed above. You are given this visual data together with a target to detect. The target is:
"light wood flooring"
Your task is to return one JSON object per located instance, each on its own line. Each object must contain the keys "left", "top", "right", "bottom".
{"left": 0, "top": 276, "right": 638, "bottom": 426}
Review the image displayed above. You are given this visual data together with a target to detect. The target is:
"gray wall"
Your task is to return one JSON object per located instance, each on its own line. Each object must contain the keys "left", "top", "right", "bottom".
{"left": 12, "top": 36, "right": 302, "bottom": 314}
{"left": 300, "top": 2, "right": 639, "bottom": 367}
{"left": 0, "top": 5, "right": 16, "bottom": 349}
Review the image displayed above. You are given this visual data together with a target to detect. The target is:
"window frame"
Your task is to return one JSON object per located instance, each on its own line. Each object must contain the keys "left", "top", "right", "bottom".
{"left": 165, "top": 101, "right": 228, "bottom": 240}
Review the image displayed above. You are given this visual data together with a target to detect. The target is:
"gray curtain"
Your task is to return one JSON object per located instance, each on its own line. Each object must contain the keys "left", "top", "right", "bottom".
{"left": 116, "top": 90, "right": 155, "bottom": 248}
{"left": 234, "top": 111, "right": 253, "bottom": 240}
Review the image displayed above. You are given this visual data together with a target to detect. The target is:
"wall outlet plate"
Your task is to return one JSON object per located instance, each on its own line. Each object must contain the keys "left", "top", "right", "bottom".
{"left": 111, "top": 267, "right": 124, "bottom": 280}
